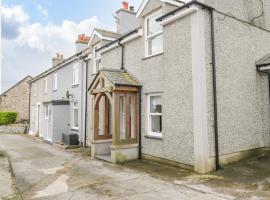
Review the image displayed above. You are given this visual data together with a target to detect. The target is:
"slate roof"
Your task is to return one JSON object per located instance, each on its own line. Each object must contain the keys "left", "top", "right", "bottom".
{"left": 88, "top": 68, "right": 141, "bottom": 91}
{"left": 102, "top": 69, "right": 140, "bottom": 86}
{"left": 256, "top": 53, "right": 270, "bottom": 66}
{"left": 95, "top": 28, "right": 121, "bottom": 39}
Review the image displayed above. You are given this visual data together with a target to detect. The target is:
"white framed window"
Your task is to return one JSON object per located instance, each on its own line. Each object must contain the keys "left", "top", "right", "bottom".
{"left": 73, "top": 62, "right": 79, "bottom": 85}
{"left": 93, "top": 45, "right": 101, "bottom": 74}
{"left": 53, "top": 73, "right": 57, "bottom": 91}
{"left": 33, "top": 83, "right": 37, "bottom": 96}
{"left": 73, "top": 101, "right": 79, "bottom": 129}
{"left": 145, "top": 9, "right": 163, "bottom": 57}
{"left": 147, "top": 93, "right": 162, "bottom": 137}
{"left": 43, "top": 77, "right": 47, "bottom": 94}
{"left": 44, "top": 105, "right": 49, "bottom": 119}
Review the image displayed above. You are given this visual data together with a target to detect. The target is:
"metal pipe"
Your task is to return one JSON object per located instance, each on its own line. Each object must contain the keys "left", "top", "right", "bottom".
{"left": 210, "top": 10, "right": 221, "bottom": 170}
{"left": 81, "top": 56, "right": 89, "bottom": 148}
{"left": 138, "top": 86, "right": 142, "bottom": 159}
{"left": 118, "top": 40, "right": 125, "bottom": 70}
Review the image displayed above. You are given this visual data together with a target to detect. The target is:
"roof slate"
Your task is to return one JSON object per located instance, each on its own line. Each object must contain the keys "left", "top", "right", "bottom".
{"left": 101, "top": 69, "right": 140, "bottom": 86}
{"left": 256, "top": 53, "right": 270, "bottom": 66}
{"left": 95, "top": 28, "right": 121, "bottom": 39}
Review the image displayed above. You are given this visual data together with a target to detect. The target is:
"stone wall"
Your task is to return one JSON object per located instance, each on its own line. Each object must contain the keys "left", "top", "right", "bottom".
{"left": 0, "top": 124, "right": 28, "bottom": 134}
{"left": 0, "top": 76, "right": 32, "bottom": 122}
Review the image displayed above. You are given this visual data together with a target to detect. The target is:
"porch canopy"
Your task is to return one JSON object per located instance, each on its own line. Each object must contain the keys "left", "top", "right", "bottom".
{"left": 88, "top": 69, "right": 141, "bottom": 162}
{"left": 256, "top": 53, "right": 270, "bottom": 73}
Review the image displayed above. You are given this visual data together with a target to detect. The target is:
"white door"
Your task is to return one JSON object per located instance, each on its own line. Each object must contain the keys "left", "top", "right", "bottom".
{"left": 44, "top": 104, "right": 52, "bottom": 141}
{"left": 48, "top": 105, "right": 53, "bottom": 141}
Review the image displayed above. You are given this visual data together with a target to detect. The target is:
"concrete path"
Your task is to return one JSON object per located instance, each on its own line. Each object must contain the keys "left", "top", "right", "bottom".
{"left": 0, "top": 150, "right": 17, "bottom": 199}
{"left": 0, "top": 133, "right": 269, "bottom": 200}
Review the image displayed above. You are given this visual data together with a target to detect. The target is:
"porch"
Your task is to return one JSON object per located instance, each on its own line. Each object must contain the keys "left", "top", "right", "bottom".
{"left": 88, "top": 69, "right": 141, "bottom": 163}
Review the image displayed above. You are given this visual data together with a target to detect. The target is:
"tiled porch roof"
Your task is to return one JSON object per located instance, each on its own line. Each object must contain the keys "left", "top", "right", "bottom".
{"left": 101, "top": 69, "right": 141, "bottom": 87}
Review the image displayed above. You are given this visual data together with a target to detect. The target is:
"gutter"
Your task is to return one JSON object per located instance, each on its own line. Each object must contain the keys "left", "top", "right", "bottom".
{"left": 157, "top": 0, "right": 220, "bottom": 170}
{"left": 97, "top": 29, "right": 139, "bottom": 52}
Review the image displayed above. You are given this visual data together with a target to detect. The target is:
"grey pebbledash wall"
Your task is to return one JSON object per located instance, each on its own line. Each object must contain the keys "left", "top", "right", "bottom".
{"left": 204, "top": 10, "right": 270, "bottom": 158}
{"left": 100, "top": 1, "right": 195, "bottom": 166}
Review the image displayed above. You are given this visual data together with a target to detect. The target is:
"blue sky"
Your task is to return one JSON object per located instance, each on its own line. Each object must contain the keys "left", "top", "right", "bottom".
{"left": 1, "top": 0, "right": 142, "bottom": 92}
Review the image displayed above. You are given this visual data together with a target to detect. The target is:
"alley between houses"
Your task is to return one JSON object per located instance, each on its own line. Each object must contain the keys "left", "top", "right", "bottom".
{"left": 0, "top": 133, "right": 269, "bottom": 200}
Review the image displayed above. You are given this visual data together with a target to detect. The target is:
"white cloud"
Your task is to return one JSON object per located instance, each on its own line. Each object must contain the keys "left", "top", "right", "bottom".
{"left": 36, "top": 3, "right": 48, "bottom": 17}
{"left": 1, "top": 5, "right": 29, "bottom": 39}
{"left": 1, "top": 4, "right": 99, "bottom": 92}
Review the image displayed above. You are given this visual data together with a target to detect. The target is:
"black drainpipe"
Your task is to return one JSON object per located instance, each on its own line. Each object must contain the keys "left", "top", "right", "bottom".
{"left": 28, "top": 82, "right": 31, "bottom": 130}
{"left": 210, "top": 9, "right": 221, "bottom": 170}
{"left": 138, "top": 86, "right": 142, "bottom": 159}
{"left": 82, "top": 57, "right": 89, "bottom": 148}
{"left": 118, "top": 39, "right": 125, "bottom": 70}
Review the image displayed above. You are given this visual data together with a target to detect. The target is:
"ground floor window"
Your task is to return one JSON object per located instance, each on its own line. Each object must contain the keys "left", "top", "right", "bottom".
{"left": 147, "top": 93, "right": 162, "bottom": 137}
{"left": 73, "top": 101, "right": 79, "bottom": 129}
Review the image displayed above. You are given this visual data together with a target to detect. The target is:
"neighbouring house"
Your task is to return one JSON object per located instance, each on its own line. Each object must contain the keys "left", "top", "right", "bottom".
{"left": 85, "top": 0, "right": 270, "bottom": 173}
{"left": 0, "top": 75, "right": 32, "bottom": 122}
{"left": 28, "top": 35, "right": 90, "bottom": 144}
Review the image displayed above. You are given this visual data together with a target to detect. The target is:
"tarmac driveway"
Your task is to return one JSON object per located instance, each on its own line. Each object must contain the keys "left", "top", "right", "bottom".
{"left": 0, "top": 133, "right": 269, "bottom": 200}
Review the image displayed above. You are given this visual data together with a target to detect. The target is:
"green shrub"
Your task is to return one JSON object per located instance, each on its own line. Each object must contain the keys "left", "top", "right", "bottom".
{"left": 0, "top": 112, "right": 18, "bottom": 125}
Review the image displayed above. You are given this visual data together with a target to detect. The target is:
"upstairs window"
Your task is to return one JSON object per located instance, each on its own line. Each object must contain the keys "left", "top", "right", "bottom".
{"left": 73, "top": 62, "right": 79, "bottom": 85}
{"left": 93, "top": 45, "right": 101, "bottom": 74}
{"left": 145, "top": 10, "right": 163, "bottom": 57}
{"left": 43, "top": 77, "right": 47, "bottom": 94}
{"left": 53, "top": 73, "right": 57, "bottom": 91}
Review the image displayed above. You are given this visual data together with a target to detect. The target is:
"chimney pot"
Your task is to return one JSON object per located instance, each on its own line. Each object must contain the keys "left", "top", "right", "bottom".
{"left": 129, "top": 6, "right": 134, "bottom": 12}
{"left": 122, "top": 1, "right": 129, "bottom": 10}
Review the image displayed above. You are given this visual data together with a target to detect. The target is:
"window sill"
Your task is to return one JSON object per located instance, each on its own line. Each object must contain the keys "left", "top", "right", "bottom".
{"left": 71, "top": 128, "right": 79, "bottom": 132}
{"left": 144, "top": 135, "right": 162, "bottom": 140}
{"left": 53, "top": 89, "right": 57, "bottom": 92}
{"left": 142, "top": 52, "right": 163, "bottom": 60}
{"left": 72, "top": 84, "right": 79, "bottom": 88}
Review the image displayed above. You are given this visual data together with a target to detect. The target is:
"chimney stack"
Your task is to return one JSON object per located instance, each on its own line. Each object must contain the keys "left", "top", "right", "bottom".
{"left": 75, "top": 34, "right": 90, "bottom": 53}
{"left": 52, "top": 53, "right": 64, "bottom": 66}
{"left": 116, "top": 1, "right": 139, "bottom": 34}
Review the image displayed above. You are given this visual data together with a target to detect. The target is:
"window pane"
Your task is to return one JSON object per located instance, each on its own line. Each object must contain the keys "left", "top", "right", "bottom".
{"left": 98, "top": 97, "right": 104, "bottom": 135}
{"left": 148, "top": 34, "right": 163, "bottom": 55}
{"left": 119, "top": 95, "right": 126, "bottom": 140}
{"left": 147, "top": 12, "right": 162, "bottom": 35}
{"left": 150, "top": 95, "right": 162, "bottom": 113}
{"left": 129, "top": 95, "right": 136, "bottom": 139}
{"left": 151, "top": 115, "right": 162, "bottom": 133}
{"left": 74, "top": 109, "right": 78, "bottom": 128}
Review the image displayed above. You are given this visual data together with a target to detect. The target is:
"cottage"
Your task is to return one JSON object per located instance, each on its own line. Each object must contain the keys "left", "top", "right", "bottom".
{"left": 0, "top": 75, "right": 32, "bottom": 122}
{"left": 29, "top": 35, "right": 90, "bottom": 144}
{"left": 85, "top": 0, "right": 270, "bottom": 173}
